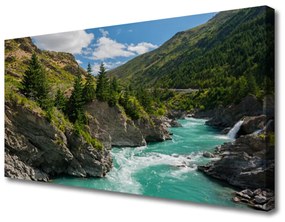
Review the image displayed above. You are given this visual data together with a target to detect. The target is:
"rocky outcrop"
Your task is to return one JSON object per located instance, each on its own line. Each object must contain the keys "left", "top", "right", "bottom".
{"left": 85, "top": 101, "right": 146, "bottom": 147}
{"left": 205, "top": 95, "right": 263, "bottom": 129}
{"left": 5, "top": 98, "right": 174, "bottom": 181}
{"left": 167, "top": 110, "right": 187, "bottom": 120}
{"left": 198, "top": 133, "right": 274, "bottom": 189}
{"left": 5, "top": 102, "right": 112, "bottom": 181}
{"left": 237, "top": 115, "right": 266, "bottom": 136}
{"left": 198, "top": 125, "right": 275, "bottom": 211}
{"left": 135, "top": 117, "right": 172, "bottom": 142}
{"left": 233, "top": 188, "right": 274, "bottom": 211}
{"left": 85, "top": 100, "right": 173, "bottom": 146}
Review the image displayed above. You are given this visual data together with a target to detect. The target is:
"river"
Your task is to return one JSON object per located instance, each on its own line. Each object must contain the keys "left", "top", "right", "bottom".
{"left": 54, "top": 118, "right": 245, "bottom": 208}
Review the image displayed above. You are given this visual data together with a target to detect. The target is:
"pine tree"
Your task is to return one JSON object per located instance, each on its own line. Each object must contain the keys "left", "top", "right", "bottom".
{"left": 21, "top": 53, "right": 39, "bottom": 98}
{"left": 246, "top": 73, "right": 258, "bottom": 95}
{"left": 110, "top": 77, "right": 119, "bottom": 92}
{"left": 96, "top": 63, "right": 109, "bottom": 101}
{"left": 67, "top": 73, "right": 84, "bottom": 123}
{"left": 108, "top": 77, "right": 119, "bottom": 107}
{"left": 54, "top": 89, "right": 67, "bottom": 111}
{"left": 21, "top": 53, "right": 49, "bottom": 109}
{"left": 136, "top": 87, "right": 153, "bottom": 113}
{"left": 83, "top": 63, "right": 96, "bottom": 103}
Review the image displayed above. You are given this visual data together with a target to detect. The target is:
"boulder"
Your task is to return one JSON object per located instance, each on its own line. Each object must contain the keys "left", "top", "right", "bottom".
{"left": 254, "top": 195, "right": 267, "bottom": 204}
{"left": 232, "top": 188, "right": 275, "bottom": 211}
{"left": 238, "top": 115, "right": 266, "bottom": 136}
{"left": 203, "top": 151, "right": 215, "bottom": 158}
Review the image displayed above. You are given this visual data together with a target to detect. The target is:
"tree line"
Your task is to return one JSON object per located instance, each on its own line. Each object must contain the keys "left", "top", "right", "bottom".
{"left": 20, "top": 54, "right": 161, "bottom": 126}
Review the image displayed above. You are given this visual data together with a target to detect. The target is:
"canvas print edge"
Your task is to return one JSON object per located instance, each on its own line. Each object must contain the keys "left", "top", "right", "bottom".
{"left": 4, "top": 5, "right": 275, "bottom": 211}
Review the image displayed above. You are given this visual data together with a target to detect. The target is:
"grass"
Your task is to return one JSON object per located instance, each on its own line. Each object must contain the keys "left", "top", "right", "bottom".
{"left": 74, "top": 122, "right": 103, "bottom": 150}
{"left": 45, "top": 107, "right": 73, "bottom": 132}
{"left": 5, "top": 77, "right": 44, "bottom": 115}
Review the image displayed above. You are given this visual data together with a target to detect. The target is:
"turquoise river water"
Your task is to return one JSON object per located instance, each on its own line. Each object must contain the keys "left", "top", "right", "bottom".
{"left": 54, "top": 118, "right": 245, "bottom": 208}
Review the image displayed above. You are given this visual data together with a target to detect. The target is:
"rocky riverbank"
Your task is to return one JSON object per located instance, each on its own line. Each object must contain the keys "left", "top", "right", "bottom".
{"left": 5, "top": 99, "right": 179, "bottom": 181}
{"left": 198, "top": 117, "right": 275, "bottom": 211}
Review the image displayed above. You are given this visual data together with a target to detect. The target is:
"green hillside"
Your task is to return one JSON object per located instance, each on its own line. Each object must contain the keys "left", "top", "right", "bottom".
{"left": 5, "top": 37, "right": 87, "bottom": 101}
{"left": 108, "top": 6, "right": 274, "bottom": 108}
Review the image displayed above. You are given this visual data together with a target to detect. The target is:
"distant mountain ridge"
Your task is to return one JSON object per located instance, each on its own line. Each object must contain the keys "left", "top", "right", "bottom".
{"left": 108, "top": 6, "right": 274, "bottom": 90}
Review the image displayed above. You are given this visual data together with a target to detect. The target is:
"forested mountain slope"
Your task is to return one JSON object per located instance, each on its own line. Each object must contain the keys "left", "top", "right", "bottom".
{"left": 108, "top": 6, "right": 274, "bottom": 95}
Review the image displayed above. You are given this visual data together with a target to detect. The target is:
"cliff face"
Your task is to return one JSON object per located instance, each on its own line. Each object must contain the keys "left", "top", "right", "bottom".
{"left": 5, "top": 102, "right": 112, "bottom": 181}
{"left": 196, "top": 95, "right": 263, "bottom": 129}
{"left": 85, "top": 100, "right": 172, "bottom": 147}
{"left": 85, "top": 101, "right": 146, "bottom": 147}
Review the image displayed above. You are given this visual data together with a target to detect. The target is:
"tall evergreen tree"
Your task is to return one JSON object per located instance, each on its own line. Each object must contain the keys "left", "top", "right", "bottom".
{"left": 21, "top": 53, "right": 49, "bottom": 109}
{"left": 83, "top": 63, "right": 96, "bottom": 103}
{"left": 67, "top": 73, "right": 84, "bottom": 123}
{"left": 96, "top": 63, "right": 109, "bottom": 101}
{"left": 136, "top": 87, "right": 153, "bottom": 113}
{"left": 110, "top": 77, "right": 119, "bottom": 92}
{"left": 54, "top": 89, "right": 67, "bottom": 111}
{"left": 108, "top": 77, "right": 119, "bottom": 107}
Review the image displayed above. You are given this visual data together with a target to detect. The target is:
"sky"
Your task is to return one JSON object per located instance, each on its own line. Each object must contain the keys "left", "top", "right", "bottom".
{"left": 32, "top": 12, "right": 216, "bottom": 75}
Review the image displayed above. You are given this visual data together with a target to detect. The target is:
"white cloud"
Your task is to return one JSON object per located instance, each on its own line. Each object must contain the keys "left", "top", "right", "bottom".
{"left": 92, "top": 61, "right": 124, "bottom": 75}
{"left": 93, "top": 36, "right": 135, "bottom": 60}
{"left": 128, "top": 42, "right": 158, "bottom": 54}
{"left": 92, "top": 28, "right": 158, "bottom": 60}
{"left": 99, "top": 28, "right": 109, "bottom": 37}
{"left": 76, "top": 59, "right": 82, "bottom": 64}
{"left": 33, "top": 30, "right": 94, "bottom": 54}
{"left": 81, "top": 47, "right": 93, "bottom": 56}
{"left": 92, "top": 63, "right": 101, "bottom": 75}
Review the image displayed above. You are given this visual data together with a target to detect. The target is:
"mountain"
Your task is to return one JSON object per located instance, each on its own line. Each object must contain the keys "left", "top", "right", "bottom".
{"left": 5, "top": 37, "right": 87, "bottom": 98}
{"left": 108, "top": 6, "right": 274, "bottom": 90}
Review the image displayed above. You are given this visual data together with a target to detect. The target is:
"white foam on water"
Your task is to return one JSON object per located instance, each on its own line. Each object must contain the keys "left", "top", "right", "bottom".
{"left": 183, "top": 117, "right": 207, "bottom": 128}
{"left": 215, "top": 135, "right": 230, "bottom": 140}
{"left": 106, "top": 147, "right": 201, "bottom": 194}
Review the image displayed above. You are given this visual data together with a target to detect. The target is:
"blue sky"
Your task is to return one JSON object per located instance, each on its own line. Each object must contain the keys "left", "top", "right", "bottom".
{"left": 33, "top": 12, "right": 216, "bottom": 75}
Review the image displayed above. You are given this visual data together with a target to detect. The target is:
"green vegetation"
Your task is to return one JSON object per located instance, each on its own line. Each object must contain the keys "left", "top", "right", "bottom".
{"left": 54, "top": 89, "right": 67, "bottom": 111}
{"left": 21, "top": 53, "right": 50, "bottom": 109}
{"left": 119, "top": 91, "right": 145, "bottom": 120}
{"left": 109, "top": 6, "right": 274, "bottom": 111}
{"left": 66, "top": 73, "right": 85, "bottom": 123}
{"left": 83, "top": 63, "right": 96, "bottom": 103}
{"left": 45, "top": 107, "right": 72, "bottom": 132}
{"left": 96, "top": 63, "right": 109, "bottom": 101}
{"left": 74, "top": 122, "right": 103, "bottom": 150}
{"left": 108, "top": 77, "right": 119, "bottom": 107}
